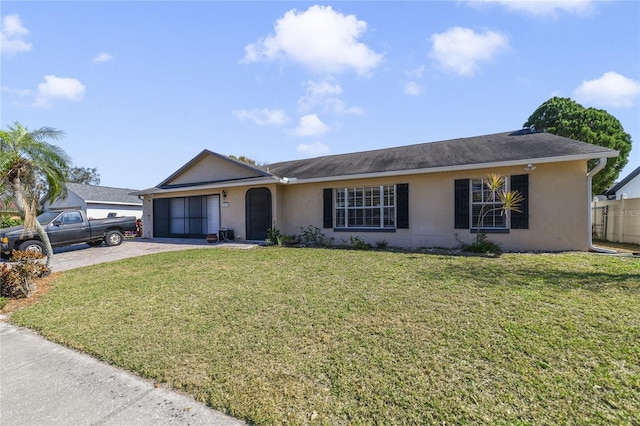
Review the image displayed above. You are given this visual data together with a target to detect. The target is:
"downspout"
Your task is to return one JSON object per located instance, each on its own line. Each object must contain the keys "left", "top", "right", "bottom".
{"left": 587, "top": 158, "right": 616, "bottom": 253}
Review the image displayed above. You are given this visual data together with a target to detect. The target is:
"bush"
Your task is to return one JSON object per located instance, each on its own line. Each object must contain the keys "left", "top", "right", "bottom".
{"left": 349, "top": 235, "right": 372, "bottom": 250}
{"left": 376, "top": 239, "right": 388, "bottom": 250}
{"left": 1, "top": 214, "right": 22, "bottom": 228}
{"left": 0, "top": 297, "right": 7, "bottom": 310}
{"left": 266, "top": 224, "right": 282, "bottom": 246}
{"left": 0, "top": 250, "right": 48, "bottom": 298}
{"left": 461, "top": 233, "right": 501, "bottom": 255}
{"left": 299, "top": 225, "right": 328, "bottom": 247}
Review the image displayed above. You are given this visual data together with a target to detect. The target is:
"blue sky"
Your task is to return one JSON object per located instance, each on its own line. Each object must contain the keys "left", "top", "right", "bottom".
{"left": 2, "top": 1, "right": 639, "bottom": 190}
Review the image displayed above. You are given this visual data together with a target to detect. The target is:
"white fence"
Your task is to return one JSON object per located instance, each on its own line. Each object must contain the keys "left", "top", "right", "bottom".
{"left": 592, "top": 198, "right": 640, "bottom": 245}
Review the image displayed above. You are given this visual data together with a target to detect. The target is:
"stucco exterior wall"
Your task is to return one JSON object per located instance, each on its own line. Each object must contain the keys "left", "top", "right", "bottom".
{"left": 274, "top": 161, "right": 589, "bottom": 251}
{"left": 141, "top": 184, "right": 278, "bottom": 240}
{"left": 167, "top": 156, "right": 262, "bottom": 186}
{"left": 141, "top": 160, "right": 590, "bottom": 251}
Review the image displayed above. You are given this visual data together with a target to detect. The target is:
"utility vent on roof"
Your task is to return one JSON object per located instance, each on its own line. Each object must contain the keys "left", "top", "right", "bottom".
{"left": 510, "top": 128, "right": 538, "bottom": 136}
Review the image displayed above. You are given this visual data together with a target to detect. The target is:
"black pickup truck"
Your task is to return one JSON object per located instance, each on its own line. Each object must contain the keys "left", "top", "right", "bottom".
{"left": 1, "top": 210, "right": 137, "bottom": 257}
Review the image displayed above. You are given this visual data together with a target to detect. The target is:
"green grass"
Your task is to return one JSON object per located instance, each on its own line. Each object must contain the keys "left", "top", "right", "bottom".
{"left": 10, "top": 248, "right": 640, "bottom": 424}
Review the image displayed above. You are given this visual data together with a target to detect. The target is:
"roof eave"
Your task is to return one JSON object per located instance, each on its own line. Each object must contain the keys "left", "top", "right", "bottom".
{"left": 83, "top": 200, "right": 143, "bottom": 206}
{"left": 282, "top": 152, "right": 620, "bottom": 185}
{"left": 132, "top": 176, "right": 281, "bottom": 196}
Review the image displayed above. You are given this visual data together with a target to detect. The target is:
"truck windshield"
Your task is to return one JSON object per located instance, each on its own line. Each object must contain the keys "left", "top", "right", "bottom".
{"left": 37, "top": 211, "right": 62, "bottom": 225}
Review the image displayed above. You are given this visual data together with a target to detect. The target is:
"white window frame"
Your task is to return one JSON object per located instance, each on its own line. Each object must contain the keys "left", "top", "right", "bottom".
{"left": 335, "top": 185, "right": 396, "bottom": 229}
{"left": 470, "top": 177, "right": 509, "bottom": 230}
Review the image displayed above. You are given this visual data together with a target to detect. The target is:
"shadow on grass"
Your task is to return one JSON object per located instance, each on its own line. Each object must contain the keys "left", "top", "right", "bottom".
{"left": 479, "top": 268, "right": 640, "bottom": 293}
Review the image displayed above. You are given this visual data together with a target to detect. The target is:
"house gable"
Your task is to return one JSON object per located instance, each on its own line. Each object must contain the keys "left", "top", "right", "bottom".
{"left": 603, "top": 165, "right": 640, "bottom": 199}
{"left": 158, "top": 150, "right": 270, "bottom": 188}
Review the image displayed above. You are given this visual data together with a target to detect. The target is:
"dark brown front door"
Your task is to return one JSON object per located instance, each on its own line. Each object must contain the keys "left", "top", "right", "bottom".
{"left": 245, "top": 187, "right": 271, "bottom": 240}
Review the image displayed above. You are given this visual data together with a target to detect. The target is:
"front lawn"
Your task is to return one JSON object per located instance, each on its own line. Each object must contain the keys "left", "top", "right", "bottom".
{"left": 9, "top": 248, "right": 640, "bottom": 424}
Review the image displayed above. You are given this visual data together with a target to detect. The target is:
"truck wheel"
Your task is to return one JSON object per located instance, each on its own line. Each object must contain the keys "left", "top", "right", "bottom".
{"left": 105, "top": 231, "right": 124, "bottom": 247}
{"left": 18, "top": 240, "right": 46, "bottom": 254}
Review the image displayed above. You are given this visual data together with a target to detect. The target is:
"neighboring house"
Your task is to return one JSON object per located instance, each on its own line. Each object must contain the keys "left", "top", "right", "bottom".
{"left": 44, "top": 183, "right": 142, "bottom": 219}
{"left": 133, "top": 130, "right": 618, "bottom": 251}
{"left": 602, "top": 165, "right": 640, "bottom": 200}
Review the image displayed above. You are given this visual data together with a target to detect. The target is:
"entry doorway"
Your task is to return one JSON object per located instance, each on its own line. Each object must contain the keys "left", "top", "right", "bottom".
{"left": 245, "top": 188, "right": 271, "bottom": 241}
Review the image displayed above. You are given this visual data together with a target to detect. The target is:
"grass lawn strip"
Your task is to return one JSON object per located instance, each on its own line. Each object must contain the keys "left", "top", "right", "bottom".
{"left": 9, "top": 248, "right": 640, "bottom": 424}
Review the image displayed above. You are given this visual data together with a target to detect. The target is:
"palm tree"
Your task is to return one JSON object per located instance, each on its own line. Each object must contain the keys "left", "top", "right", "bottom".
{"left": 0, "top": 122, "right": 70, "bottom": 271}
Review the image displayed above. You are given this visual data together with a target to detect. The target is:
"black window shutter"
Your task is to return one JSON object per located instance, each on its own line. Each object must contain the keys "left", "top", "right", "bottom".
{"left": 510, "top": 174, "right": 529, "bottom": 229}
{"left": 397, "top": 183, "right": 409, "bottom": 229}
{"left": 454, "top": 179, "right": 470, "bottom": 229}
{"left": 323, "top": 188, "right": 333, "bottom": 228}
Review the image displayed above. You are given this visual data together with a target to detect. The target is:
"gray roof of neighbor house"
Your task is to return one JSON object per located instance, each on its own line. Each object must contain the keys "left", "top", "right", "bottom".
{"left": 64, "top": 183, "right": 142, "bottom": 205}
{"left": 603, "top": 165, "right": 640, "bottom": 197}
{"left": 265, "top": 129, "right": 619, "bottom": 180}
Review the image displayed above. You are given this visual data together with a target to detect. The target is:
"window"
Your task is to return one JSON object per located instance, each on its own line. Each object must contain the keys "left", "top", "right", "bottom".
{"left": 471, "top": 177, "right": 507, "bottom": 229}
{"left": 454, "top": 174, "right": 529, "bottom": 231}
{"left": 334, "top": 185, "right": 396, "bottom": 229}
{"left": 61, "top": 211, "right": 82, "bottom": 224}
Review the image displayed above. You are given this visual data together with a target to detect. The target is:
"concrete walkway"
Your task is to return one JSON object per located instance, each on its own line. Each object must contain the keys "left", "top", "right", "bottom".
{"left": 1, "top": 238, "right": 256, "bottom": 425}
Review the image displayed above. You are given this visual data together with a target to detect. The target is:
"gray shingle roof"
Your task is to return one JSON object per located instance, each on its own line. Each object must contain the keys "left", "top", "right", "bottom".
{"left": 65, "top": 183, "right": 142, "bottom": 205}
{"left": 265, "top": 130, "right": 618, "bottom": 180}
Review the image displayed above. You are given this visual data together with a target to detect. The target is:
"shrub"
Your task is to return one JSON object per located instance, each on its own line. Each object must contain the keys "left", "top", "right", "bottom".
{"left": 376, "top": 239, "right": 389, "bottom": 250}
{"left": 1, "top": 214, "right": 22, "bottom": 228}
{"left": 0, "top": 297, "right": 7, "bottom": 310}
{"left": 349, "top": 235, "right": 372, "bottom": 250}
{"left": 0, "top": 250, "right": 48, "bottom": 298}
{"left": 266, "top": 223, "right": 282, "bottom": 246}
{"left": 461, "top": 233, "right": 501, "bottom": 255}
{"left": 299, "top": 225, "right": 327, "bottom": 247}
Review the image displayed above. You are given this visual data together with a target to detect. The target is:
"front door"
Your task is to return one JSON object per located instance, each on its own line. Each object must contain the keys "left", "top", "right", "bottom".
{"left": 245, "top": 188, "right": 271, "bottom": 241}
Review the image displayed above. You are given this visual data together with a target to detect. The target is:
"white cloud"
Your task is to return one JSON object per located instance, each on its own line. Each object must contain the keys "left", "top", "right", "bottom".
{"left": 297, "top": 141, "right": 330, "bottom": 156}
{"left": 297, "top": 79, "right": 364, "bottom": 115}
{"left": 242, "top": 5, "right": 383, "bottom": 75}
{"left": 405, "top": 65, "right": 426, "bottom": 79}
{"left": 466, "top": 0, "right": 595, "bottom": 17}
{"left": 324, "top": 98, "right": 365, "bottom": 115}
{"left": 573, "top": 72, "right": 640, "bottom": 108}
{"left": 1, "top": 14, "right": 32, "bottom": 55}
{"left": 1, "top": 85, "right": 32, "bottom": 97}
{"left": 33, "top": 75, "right": 86, "bottom": 108}
{"left": 404, "top": 81, "right": 425, "bottom": 96}
{"left": 233, "top": 108, "right": 290, "bottom": 125}
{"left": 298, "top": 79, "right": 343, "bottom": 111}
{"left": 293, "top": 114, "right": 330, "bottom": 137}
{"left": 430, "top": 27, "right": 509, "bottom": 76}
{"left": 93, "top": 52, "right": 114, "bottom": 63}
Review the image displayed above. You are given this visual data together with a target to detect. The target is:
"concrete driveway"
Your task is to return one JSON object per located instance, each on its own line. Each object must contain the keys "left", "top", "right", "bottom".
{"left": 49, "top": 237, "right": 261, "bottom": 272}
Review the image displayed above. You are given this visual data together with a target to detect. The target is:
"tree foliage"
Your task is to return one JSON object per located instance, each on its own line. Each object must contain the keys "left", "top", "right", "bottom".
{"left": 68, "top": 166, "right": 100, "bottom": 185}
{"left": 0, "top": 122, "right": 71, "bottom": 271}
{"left": 228, "top": 155, "right": 257, "bottom": 165}
{"left": 523, "top": 97, "right": 632, "bottom": 194}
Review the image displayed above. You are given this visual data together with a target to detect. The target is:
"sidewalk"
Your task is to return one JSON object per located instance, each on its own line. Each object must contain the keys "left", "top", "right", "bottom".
{"left": 0, "top": 322, "right": 244, "bottom": 425}
{"left": 1, "top": 238, "right": 256, "bottom": 425}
